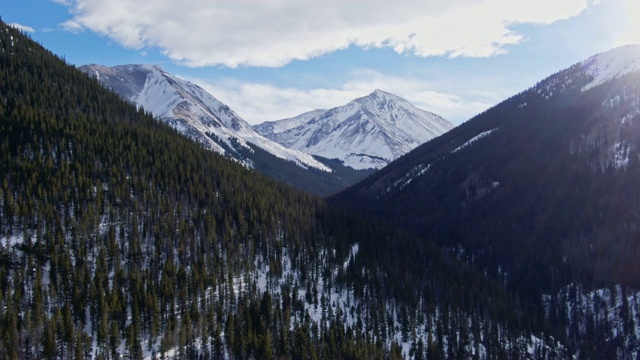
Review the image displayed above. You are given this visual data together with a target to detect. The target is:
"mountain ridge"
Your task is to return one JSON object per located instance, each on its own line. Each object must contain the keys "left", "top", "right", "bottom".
{"left": 331, "top": 44, "right": 640, "bottom": 357}
{"left": 80, "top": 63, "right": 330, "bottom": 171}
{"left": 580, "top": 44, "right": 640, "bottom": 90}
{"left": 334, "top": 44, "right": 640, "bottom": 289}
{"left": 80, "top": 63, "right": 374, "bottom": 195}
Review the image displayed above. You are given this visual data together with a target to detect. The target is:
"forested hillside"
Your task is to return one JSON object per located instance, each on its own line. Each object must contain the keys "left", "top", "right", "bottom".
{"left": 0, "top": 20, "right": 568, "bottom": 359}
{"left": 333, "top": 45, "right": 640, "bottom": 358}
{"left": 335, "top": 47, "right": 640, "bottom": 292}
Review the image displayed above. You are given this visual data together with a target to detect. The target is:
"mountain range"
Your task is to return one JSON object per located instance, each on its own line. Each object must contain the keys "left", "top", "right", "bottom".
{"left": 1, "top": 22, "right": 556, "bottom": 359}
{"left": 79, "top": 64, "right": 329, "bottom": 171}
{"left": 79, "top": 64, "right": 451, "bottom": 194}
{"left": 4, "top": 18, "right": 640, "bottom": 359}
{"left": 254, "top": 89, "right": 453, "bottom": 170}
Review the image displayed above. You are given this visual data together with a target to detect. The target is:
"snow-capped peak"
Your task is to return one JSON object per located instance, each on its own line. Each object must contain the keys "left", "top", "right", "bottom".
{"left": 81, "top": 64, "right": 330, "bottom": 172}
{"left": 366, "top": 89, "right": 403, "bottom": 101}
{"left": 582, "top": 45, "right": 640, "bottom": 91}
{"left": 254, "top": 90, "right": 454, "bottom": 170}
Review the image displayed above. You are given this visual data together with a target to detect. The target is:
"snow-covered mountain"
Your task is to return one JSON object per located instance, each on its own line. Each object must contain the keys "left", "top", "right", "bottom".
{"left": 80, "top": 64, "right": 330, "bottom": 172}
{"left": 254, "top": 109, "right": 326, "bottom": 146}
{"left": 254, "top": 90, "right": 454, "bottom": 170}
{"left": 580, "top": 44, "right": 640, "bottom": 90}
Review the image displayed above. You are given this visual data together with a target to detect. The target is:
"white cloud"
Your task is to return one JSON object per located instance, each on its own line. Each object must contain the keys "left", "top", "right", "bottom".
{"left": 8, "top": 23, "right": 36, "bottom": 33}
{"left": 60, "top": 20, "right": 84, "bottom": 33}
{"left": 58, "top": 0, "right": 591, "bottom": 67}
{"left": 191, "top": 70, "right": 498, "bottom": 125}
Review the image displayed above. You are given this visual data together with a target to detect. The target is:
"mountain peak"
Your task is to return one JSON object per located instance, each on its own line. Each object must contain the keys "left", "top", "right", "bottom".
{"left": 364, "top": 89, "right": 402, "bottom": 102}
{"left": 355, "top": 89, "right": 418, "bottom": 112}
{"left": 254, "top": 91, "right": 454, "bottom": 170}
{"left": 581, "top": 44, "right": 640, "bottom": 90}
{"left": 80, "top": 63, "right": 332, "bottom": 174}
{"left": 370, "top": 89, "right": 390, "bottom": 96}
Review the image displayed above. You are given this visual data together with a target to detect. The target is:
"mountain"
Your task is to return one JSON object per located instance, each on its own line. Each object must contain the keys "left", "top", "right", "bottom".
{"left": 254, "top": 109, "right": 327, "bottom": 142}
{"left": 0, "top": 21, "right": 571, "bottom": 359}
{"left": 79, "top": 64, "right": 371, "bottom": 195}
{"left": 334, "top": 45, "right": 640, "bottom": 357}
{"left": 80, "top": 64, "right": 325, "bottom": 170}
{"left": 254, "top": 90, "right": 454, "bottom": 170}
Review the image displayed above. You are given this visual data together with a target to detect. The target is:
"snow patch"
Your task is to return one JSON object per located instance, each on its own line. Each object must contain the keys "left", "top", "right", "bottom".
{"left": 1, "top": 234, "right": 26, "bottom": 247}
{"left": 544, "top": 283, "right": 640, "bottom": 359}
{"left": 384, "top": 163, "right": 432, "bottom": 194}
{"left": 612, "top": 142, "right": 631, "bottom": 169}
{"left": 582, "top": 45, "right": 640, "bottom": 91}
{"left": 452, "top": 128, "right": 497, "bottom": 153}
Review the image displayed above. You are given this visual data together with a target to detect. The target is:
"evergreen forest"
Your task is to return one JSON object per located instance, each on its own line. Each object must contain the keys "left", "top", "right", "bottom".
{"left": 0, "top": 20, "right": 579, "bottom": 359}
{"left": 0, "top": 23, "right": 568, "bottom": 359}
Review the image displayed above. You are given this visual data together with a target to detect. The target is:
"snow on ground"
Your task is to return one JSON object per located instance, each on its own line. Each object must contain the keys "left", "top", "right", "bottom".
{"left": 452, "top": 128, "right": 497, "bottom": 154}
{"left": 544, "top": 283, "right": 640, "bottom": 359}
{"left": 389, "top": 163, "right": 431, "bottom": 192}
{"left": 1, "top": 234, "right": 25, "bottom": 247}
{"left": 612, "top": 142, "right": 631, "bottom": 169}
{"left": 582, "top": 45, "right": 640, "bottom": 91}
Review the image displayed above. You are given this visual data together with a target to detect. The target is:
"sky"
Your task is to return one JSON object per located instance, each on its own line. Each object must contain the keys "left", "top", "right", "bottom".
{"left": 1, "top": 0, "right": 639, "bottom": 125}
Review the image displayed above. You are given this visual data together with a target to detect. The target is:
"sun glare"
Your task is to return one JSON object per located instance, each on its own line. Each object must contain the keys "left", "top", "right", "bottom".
{"left": 616, "top": 0, "right": 640, "bottom": 46}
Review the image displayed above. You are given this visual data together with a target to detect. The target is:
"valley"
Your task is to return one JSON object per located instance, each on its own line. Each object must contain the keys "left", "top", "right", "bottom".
{"left": 2, "top": 18, "right": 640, "bottom": 360}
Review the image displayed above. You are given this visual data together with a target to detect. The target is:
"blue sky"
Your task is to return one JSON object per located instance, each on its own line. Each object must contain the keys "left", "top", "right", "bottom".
{"left": 2, "top": 0, "right": 639, "bottom": 124}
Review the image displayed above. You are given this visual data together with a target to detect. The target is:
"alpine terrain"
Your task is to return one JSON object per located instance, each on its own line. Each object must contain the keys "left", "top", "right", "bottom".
{"left": 0, "top": 20, "right": 572, "bottom": 360}
{"left": 254, "top": 90, "right": 454, "bottom": 170}
{"left": 79, "top": 64, "right": 371, "bottom": 195}
{"left": 334, "top": 44, "right": 640, "bottom": 358}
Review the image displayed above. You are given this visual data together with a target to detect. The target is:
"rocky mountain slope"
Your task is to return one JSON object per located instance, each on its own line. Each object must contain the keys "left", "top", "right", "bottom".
{"left": 81, "top": 64, "right": 326, "bottom": 171}
{"left": 254, "top": 90, "right": 453, "bottom": 170}
{"left": 80, "top": 64, "right": 371, "bottom": 195}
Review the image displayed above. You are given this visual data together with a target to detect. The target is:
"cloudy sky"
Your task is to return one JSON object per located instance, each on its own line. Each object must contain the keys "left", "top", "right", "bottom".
{"left": 3, "top": 0, "right": 639, "bottom": 124}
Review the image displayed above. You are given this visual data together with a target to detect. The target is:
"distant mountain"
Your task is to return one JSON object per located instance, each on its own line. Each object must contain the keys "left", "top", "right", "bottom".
{"left": 254, "top": 90, "right": 453, "bottom": 170}
{"left": 80, "top": 64, "right": 326, "bottom": 170}
{"left": 254, "top": 109, "right": 327, "bottom": 143}
{"left": 80, "top": 64, "right": 371, "bottom": 195}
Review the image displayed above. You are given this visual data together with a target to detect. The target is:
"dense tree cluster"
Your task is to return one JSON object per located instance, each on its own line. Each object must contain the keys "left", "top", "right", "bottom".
{"left": 545, "top": 284, "right": 640, "bottom": 359}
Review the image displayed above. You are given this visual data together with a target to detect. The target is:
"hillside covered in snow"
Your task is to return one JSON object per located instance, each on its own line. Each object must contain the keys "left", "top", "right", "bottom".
{"left": 254, "top": 90, "right": 453, "bottom": 170}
